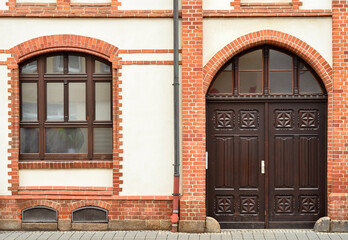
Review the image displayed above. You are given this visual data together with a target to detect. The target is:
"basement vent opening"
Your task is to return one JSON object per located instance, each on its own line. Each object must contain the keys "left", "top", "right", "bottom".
{"left": 22, "top": 206, "right": 58, "bottom": 223}
{"left": 72, "top": 206, "right": 108, "bottom": 223}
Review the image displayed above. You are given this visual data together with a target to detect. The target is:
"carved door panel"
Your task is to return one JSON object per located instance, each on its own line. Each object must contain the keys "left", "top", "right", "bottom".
{"left": 207, "top": 100, "right": 326, "bottom": 228}
{"left": 268, "top": 101, "right": 326, "bottom": 228}
{"left": 206, "top": 102, "right": 265, "bottom": 228}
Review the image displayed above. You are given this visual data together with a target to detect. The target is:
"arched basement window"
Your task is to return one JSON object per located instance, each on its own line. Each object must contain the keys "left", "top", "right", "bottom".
{"left": 19, "top": 53, "right": 113, "bottom": 161}
{"left": 22, "top": 206, "right": 58, "bottom": 223}
{"left": 72, "top": 206, "right": 108, "bottom": 223}
{"left": 208, "top": 46, "right": 326, "bottom": 97}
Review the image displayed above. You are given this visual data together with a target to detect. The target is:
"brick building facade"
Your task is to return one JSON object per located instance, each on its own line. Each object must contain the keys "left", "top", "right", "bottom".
{"left": 0, "top": 0, "right": 346, "bottom": 232}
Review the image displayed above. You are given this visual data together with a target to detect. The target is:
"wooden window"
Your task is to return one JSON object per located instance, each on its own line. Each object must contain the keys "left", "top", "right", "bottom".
{"left": 20, "top": 53, "right": 112, "bottom": 161}
{"left": 208, "top": 46, "right": 325, "bottom": 97}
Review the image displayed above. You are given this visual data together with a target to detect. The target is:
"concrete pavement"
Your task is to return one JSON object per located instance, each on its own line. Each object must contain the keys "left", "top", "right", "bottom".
{"left": 0, "top": 230, "right": 348, "bottom": 240}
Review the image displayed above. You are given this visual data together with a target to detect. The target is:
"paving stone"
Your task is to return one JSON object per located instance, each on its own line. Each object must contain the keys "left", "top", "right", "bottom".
{"left": 316, "top": 233, "right": 331, "bottom": 240}
{"left": 16, "top": 232, "right": 33, "bottom": 240}
{"left": 145, "top": 232, "right": 158, "bottom": 240}
{"left": 177, "top": 233, "right": 189, "bottom": 240}
{"left": 199, "top": 234, "right": 210, "bottom": 240}
{"left": 101, "top": 232, "right": 115, "bottom": 240}
{"left": 47, "top": 232, "right": 63, "bottom": 240}
{"left": 58, "top": 232, "right": 75, "bottom": 240}
{"left": 209, "top": 233, "right": 221, "bottom": 240}
{"left": 37, "top": 232, "right": 55, "bottom": 240}
{"left": 273, "top": 232, "right": 287, "bottom": 240}
{"left": 188, "top": 234, "right": 199, "bottom": 240}
{"left": 26, "top": 232, "right": 44, "bottom": 240}
{"left": 295, "top": 232, "right": 309, "bottom": 240}
{"left": 0, "top": 232, "right": 13, "bottom": 239}
{"left": 113, "top": 231, "right": 127, "bottom": 239}
{"left": 2, "top": 232, "right": 24, "bottom": 240}
{"left": 306, "top": 232, "right": 320, "bottom": 240}
{"left": 70, "top": 232, "right": 85, "bottom": 240}
{"left": 338, "top": 234, "right": 348, "bottom": 240}
{"left": 124, "top": 231, "right": 137, "bottom": 240}
{"left": 262, "top": 232, "right": 276, "bottom": 240}
{"left": 80, "top": 232, "right": 95, "bottom": 240}
{"left": 241, "top": 232, "right": 253, "bottom": 240}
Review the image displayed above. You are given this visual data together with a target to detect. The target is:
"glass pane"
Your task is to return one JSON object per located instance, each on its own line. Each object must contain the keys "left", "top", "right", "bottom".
{"left": 21, "top": 83, "right": 37, "bottom": 121}
{"left": 208, "top": 71, "right": 233, "bottom": 94}
{"left": 239, "top": 72, "right": 262, "bottom": 93}
{"left": 69, "top": 56, "right": 86, "bottom": 74}
{"left": 94, "top": 128, "right": 112, "bottom": 154}
{"left": 239, "top": 50, "right": 262, "bottom": 70}
{"left": 69, "top": 83, "right": 86, "bottom": 121}
{"left": 20, "top": 128, "right": 39, "bottom": 153}
{"left": 270, "top": 50, "right": 292, "bottom": 70}
{"left": 47, "top": 83, "right": 64, "bottom": 121}
{"left": 300, "top": 71, "right": 323, "bottom": 93}
{"left": 21, "top": 61, "right": 37, "bottom": 74}
{"left": 46, "top": 56, "right": 64, "bottom": 74}
{"left": 46, "top": 128, "right": 88, "bottom": 153}
{"left": 95, "top": 82, "right": 111, "bottom": 121}
{"left": 95, "top": 60, "right": 111, "bottom": 74}
{"left": 270, "top": 72, "right": 293, "bottom": 94}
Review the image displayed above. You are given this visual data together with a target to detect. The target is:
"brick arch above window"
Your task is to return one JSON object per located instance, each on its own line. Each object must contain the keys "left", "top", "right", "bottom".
{"left": 203, "top": 30, "right": 332, "bottom": 95}
{"left": 7, "top": 35, "right": 123, "bottom": 195}
{"left": 9, "top": 34, "right": 120, "bottom": 67}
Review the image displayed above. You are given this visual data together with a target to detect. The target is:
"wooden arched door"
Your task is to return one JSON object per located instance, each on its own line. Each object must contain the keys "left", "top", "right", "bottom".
{"left": 206, "top": 46, "right": 327, "bottom": 228}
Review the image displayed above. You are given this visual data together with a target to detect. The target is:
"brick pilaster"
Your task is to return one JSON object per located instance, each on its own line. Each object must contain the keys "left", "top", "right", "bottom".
{"left": 329, "top": 0, "right": 348, "bottom": 220}
{"left": 180, "top": 0, "right": 206, "bottom": 221}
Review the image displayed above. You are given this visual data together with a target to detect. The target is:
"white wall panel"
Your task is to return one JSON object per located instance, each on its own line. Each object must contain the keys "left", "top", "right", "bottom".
{"left": 119, "top": 0, "right": 181, "bottom": 10}
{"left": 301, "top": 0, "right": 331, "bottom": 10}
{"left": 0, "top": 0, "right": 8, "bottom": 10}
{"left": 0, "top": 18, "right": 173, "bottom": 50}
{"left": 19, "top": 169, "right": 113, "bottom": 187}
{"left": 203, "top": 18, "right": 332, "bottom": 67}
{"left": 203, "top": 0, "right": 231, "bottom": 10}
{"left": 16, "top": 0, "right": 56, "bottom": 3}
{"left": 71, "top": 0, "right": 111, "bottom": 3}
{"left": 0, "top": 65, "right": 10, "bottom": 195}
{"left": 120, "top": 65, "right": 174, "bottom": 196}
{"left": 120, "top": 53, "right": 173, "bottom": 62}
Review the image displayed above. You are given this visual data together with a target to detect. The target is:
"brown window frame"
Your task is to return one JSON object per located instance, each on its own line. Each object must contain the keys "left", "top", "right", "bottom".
{"left": 19, "top": 52, "right": 113, "bottom": 161}
{"left": 208, "top": 46, "right": 327, "bottom": 97}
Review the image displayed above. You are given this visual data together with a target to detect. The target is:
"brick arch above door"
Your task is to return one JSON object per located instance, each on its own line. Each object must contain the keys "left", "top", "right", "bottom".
{"left": 203, "top": 30, "right": 332, "bottom": 95}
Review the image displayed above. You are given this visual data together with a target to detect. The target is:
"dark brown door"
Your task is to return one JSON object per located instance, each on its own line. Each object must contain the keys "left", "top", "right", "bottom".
{"left": 207, "top": 101, "right": 265, "bottom": 228}
{"left": 268, "top": 101, "right": 326, "bottom": 228}
{"left": 206, "top": 100, "right": 326, "bottom": 228}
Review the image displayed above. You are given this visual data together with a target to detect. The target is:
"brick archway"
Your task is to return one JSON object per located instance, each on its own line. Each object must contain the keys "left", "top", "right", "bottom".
{"left": 203, "top": 30, "right": 332, "bottom": 94}
{"left": 10, "top": 34, "right": 119, "bottom": 64}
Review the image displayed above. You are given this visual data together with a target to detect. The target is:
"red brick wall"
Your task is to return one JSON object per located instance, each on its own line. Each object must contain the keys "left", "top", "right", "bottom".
{"left": 329, "top": 0, "right": 348, "bottom": 220}
{"left": 0, "top": 198, "right": 172, "bottom": 221}
{"left": 180, "top": 0, "right": 206, "bottom": 221}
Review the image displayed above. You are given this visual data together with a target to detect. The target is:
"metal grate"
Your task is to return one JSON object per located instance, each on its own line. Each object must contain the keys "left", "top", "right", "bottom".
{"left": 22, "top": 206, "right": 58, "bottom": 223}
{"left": 72, "top": 206, "right": 108, "bottom": 223}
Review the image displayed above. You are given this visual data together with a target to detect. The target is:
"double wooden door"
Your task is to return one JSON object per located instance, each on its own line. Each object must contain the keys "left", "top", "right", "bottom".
{"left": 206, "top": 100, "right": 326, "bottom": 228}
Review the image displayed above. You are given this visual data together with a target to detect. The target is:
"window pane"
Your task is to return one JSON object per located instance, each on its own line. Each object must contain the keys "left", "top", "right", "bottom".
{"left": 270, "top": 50, "right": 293, "bottom": 70}
{"left": 239, "top": 72, "right": 262, "bottom": 93}
{"left": 22, "top": 83, "right": 37, "bottom": 121}
{"left": 95, "top": 60, "right": 111, "bottom": 74}
{"left": 300, "top": 71, "right": 323, "bottom": 94}
{"left": 208, "top": 71, "right": 232, "bottom": 94}
{"left": 239, "top": 50, "right": 262, "bottom": 70}
{"left": 95, "top": 82, "right": 111, "bottom": 121}
{"left": 21, "top": 61, "right": 37, "bottom": 74}
{"left": 94, "top": 128, "right": 112, "bottom": 154}
{"left": 20, "top": 128, "right": 39, "bottom": 153}
{"left": 47, "top": 83, "right": 64, "bottom": 121}
{"left": 69, "top": 83, "right": 86, "bottom": 121}
{"left": 46, "top": 56, "right": 64, "bottom": 74}
{"left": 69, "top": 56, "right": 86, "bottom": 74}
{"left": 46, "top": 128, "right": 88, "bottom": 153}
{"left": 270, "top": 72, "right": 293, "bottom": 94}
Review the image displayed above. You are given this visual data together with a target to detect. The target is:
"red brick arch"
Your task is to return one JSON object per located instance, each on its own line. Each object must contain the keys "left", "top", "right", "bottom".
{"left": 203, "top": 30, "right": 332, "bottom": 94}
{"left": 10, "top": 34, "right": 119, "bottom": 64}
{"left": 67, "top": 200, "right": 111, "bottom": 212}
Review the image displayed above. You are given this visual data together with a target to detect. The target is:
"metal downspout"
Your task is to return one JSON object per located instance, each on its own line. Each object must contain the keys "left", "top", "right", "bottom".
{"left": 171, "top": 0, "right": 180, "bottom": 233}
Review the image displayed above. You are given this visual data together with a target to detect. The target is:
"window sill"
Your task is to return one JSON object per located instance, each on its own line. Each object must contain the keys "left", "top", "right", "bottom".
{"left": 18, "top": 160, "right": 113, "bottom": 169}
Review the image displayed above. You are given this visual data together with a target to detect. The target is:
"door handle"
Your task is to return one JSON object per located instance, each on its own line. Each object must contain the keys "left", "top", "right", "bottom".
{"left": 261, "top": 160, "right": 265, "bottom": 174}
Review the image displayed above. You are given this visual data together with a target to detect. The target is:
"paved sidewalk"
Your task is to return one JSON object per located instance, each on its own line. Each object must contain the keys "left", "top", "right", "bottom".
{"left": 0, "top": 230, "right": 348, "bottom": 240}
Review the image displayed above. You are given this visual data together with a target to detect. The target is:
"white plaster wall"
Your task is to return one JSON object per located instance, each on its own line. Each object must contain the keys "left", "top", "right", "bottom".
{"left": 119, "top": 0, "right": 181, "bottom": 10}
{"left": 0, "top": 18, "right": 173, "bottom": 50}
{"left": 0, "top": 0, "right": 8, "bottom": 10}
{"left": 120, "top": 65, "right": 174, "bottom": 196}
{"left": 203, "top": 18, "right": 332, "bottom": 67}
{"left": 301, "top": 0, "right": 331, "bottom": 10}
{"left": 0, "top": 63, "right": 10, "bottom": 195}
{"left": 120, "top": 53, "right": 173, "bottom": 62}
{"left": 203, "top": 0, "right": 331, "bottom": 10}
{"left": 71, "top": 0, "right": 111, "bottom": 3}
{"left": 241, "top": 0, "right": 291, "bottom": 2}
{"left": 19, "top": 169, "right": 113, "bottom": 187}
{"left": 16, "top": 0, "right": 56, "bottom": 3}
